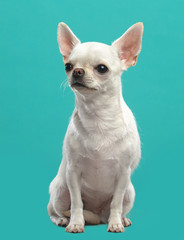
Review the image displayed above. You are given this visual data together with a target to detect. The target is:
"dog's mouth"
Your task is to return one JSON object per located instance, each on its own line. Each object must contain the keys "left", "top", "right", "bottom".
{"left": 71, "top": 82, "right": 97, "bottom": 91}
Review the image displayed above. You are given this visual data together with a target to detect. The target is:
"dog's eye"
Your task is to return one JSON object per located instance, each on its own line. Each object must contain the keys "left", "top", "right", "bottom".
{"left": 96, "top": 64, "right": 108, "bottom": 74}
{"left": 65, "top": 63, "right": 73, "bottom": 72}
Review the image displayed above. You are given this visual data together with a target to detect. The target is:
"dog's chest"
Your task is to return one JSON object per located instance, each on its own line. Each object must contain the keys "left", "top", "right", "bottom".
{"left": 79, "top": 155, "right": 120, "bottom": 193}
{"left": 67, "top": 107, "right": 131, "bottom": 192}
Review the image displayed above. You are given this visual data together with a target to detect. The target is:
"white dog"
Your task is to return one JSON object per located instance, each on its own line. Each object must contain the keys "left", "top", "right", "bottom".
{"left": 47, "top": 22, "right": 143, "bottom": 233}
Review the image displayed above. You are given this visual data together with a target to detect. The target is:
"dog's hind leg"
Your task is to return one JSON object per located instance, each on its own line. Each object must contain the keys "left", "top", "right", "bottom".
{"left": 47, "top": 177, "right": 71, "bottom": 227}
{"left": 47, "top": 201, "right": 69, "bottom": 226}
{"left": 122, "top": 181, "right": 135, "bottom": 227}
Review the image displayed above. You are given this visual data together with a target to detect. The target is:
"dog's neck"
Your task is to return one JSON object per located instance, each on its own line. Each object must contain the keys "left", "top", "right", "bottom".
{"left": 74, "top": 80, "right": 125, "bottom": 130}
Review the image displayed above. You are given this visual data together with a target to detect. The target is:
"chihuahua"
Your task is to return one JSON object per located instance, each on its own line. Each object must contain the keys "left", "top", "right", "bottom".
{"left": 47, "top": 22, "right": 143, "bottom": 233}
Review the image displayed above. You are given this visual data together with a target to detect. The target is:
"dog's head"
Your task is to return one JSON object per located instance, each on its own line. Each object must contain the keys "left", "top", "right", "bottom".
{"left": 57, "top": 22, "right": 143, "bottom": 96}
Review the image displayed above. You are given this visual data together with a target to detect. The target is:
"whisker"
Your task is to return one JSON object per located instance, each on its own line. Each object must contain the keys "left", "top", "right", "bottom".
{"left": 59, "top": 78, "right": 67, "bottom": 88}
{"left": 59, "top": 78, "right": 69, "bottom": 95}
{"left": 63, "top": 79, "right": 68, "bottom": 90}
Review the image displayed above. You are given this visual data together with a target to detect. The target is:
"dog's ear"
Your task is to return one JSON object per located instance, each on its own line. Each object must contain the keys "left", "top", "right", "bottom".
{"left": 112, "top": 23, "right": 143, "bottom": 70}
{"left": 57, "top": 22, "right": 80, "bottom": 61}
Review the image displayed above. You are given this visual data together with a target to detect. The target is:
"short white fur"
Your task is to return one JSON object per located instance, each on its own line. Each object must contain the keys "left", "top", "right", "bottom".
{"left": 48, "top": 22, "right": 143, "bottom": 233}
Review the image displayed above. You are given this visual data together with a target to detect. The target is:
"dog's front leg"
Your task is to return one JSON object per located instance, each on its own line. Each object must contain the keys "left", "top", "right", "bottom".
{"left": 65, "top": 166, "right": 84, "bottom": 233}
{"left": 108, "top": 167, "right": 131, "bottom": 233}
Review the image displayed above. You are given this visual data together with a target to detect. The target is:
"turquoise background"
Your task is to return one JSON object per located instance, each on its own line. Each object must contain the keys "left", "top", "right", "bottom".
{"left": 1, "top": 0, "right": 184, "bottom": 239}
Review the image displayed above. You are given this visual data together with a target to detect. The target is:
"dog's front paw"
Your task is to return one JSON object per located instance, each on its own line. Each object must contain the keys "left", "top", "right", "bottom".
{"left": 107, "top": 222, "right": 124, "bottom": 233}
{"left": 65, "top": 223, "right": 84, "bottom": 233}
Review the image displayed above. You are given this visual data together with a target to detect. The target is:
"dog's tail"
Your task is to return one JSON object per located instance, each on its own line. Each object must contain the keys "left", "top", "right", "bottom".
{"left": 63, "top": 210, "right": 100, "bottom": 225}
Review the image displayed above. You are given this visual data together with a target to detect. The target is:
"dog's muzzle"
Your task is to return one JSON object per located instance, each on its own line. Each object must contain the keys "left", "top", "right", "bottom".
{"left": 71, "top": 68, "right": 87, "bottom": 88}
{"left": 71, "top": 68, "right": 97, "bottom": 91}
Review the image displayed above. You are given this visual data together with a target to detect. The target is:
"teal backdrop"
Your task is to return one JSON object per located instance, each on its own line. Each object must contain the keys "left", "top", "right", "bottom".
{"left": 1, "top": 0, "right": 183, "bottom": 239}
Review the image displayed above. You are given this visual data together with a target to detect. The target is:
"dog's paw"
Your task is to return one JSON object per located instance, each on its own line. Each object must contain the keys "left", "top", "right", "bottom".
{"left": 65, "top": 223, "right": 84, "bottom": 233}
{"left": 50, "top": 216, "right": 69, "bottom": 226}
{"left": 107, "top": 222, "right": 124, "bottom": 233}
{"left": 122, "top": 217, "right": 132, "bottom": 227}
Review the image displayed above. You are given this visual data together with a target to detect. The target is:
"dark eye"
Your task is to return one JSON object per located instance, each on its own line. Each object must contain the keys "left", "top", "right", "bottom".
{"left": 96, "top": 64, "right": 108, "bottom": 74}
{"left": 65, "top": 63, "right": 73, "bottom": 72}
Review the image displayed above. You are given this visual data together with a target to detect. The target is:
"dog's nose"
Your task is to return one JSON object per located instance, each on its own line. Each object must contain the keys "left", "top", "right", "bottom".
{"left": 72, "top": 68, "right": 85, "bottom": 78}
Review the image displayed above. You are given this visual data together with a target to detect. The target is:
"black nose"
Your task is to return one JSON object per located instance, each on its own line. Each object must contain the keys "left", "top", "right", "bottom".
{"left": 72, "top": 68, "right": 85, "bottom": 78}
